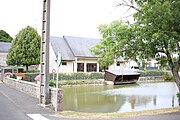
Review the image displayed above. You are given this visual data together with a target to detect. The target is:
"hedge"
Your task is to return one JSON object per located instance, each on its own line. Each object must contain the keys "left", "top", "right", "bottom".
{"left": 50, "top": 72, "right": 104, "bottom": 80}
{"left": 139, "top": 70, "right": 167, "bottom": 77}
{"left": 25, "top": 73, "right": 39, "bottom": 82}
{"left": 10, "top": 72, "right": 103, "bottom": 82}
{"left": 13, "top": 70, "right": 167, "bottom": 82}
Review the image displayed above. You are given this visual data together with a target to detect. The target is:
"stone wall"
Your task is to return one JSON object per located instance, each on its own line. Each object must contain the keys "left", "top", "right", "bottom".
{"left": 3, "top": 77, "right": 63, "bottom": 111}
{"left": 50, "top": 88, "right": 63, "bottom": 111}
{"left": 3, "top": 77, "right": 40, "bottom": 98}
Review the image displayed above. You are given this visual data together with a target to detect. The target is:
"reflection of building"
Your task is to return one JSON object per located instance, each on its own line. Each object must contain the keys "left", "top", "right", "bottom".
{"left": 63, "top": 86, "right": 126, "bottom": 113}
{"left": 128, "top": 96, "right": 155, "bottom": 110}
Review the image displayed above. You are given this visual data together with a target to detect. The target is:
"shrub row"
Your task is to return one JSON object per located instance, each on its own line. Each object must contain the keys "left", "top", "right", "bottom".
{"left": 49, "top": 79, "right": 104, "bottom": 87}
{"left": 10, "top": 73, "right": 39, "bottom": 82}
{"left": 139, "top": 70, "right": 167, "bottom": 77}
{"left": 50, "top": 72, "right": 104, "bottom": 80}
{"left": 10, "top": 72, "right": 103, "bottom": 82}
{"left": 162, "top": 73, "right": 174, "bottom": 81}
{"left": 11, "top": 70, "right": 169, "bottom": 82}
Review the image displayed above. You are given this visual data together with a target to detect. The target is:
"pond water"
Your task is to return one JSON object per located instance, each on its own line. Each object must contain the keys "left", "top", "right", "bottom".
{"left": 62, "top": 82, "right": 179, "bottom": 113}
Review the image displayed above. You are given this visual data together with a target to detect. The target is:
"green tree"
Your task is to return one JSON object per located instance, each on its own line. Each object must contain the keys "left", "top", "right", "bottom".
{"left": 0, "top": 30, "right": 13, "bottom": 42}
{"left": 6, "top": 26, "right": 41, "bottom": 72}
{"left": 91, "top": 0, "right": 180, "bottom": 90}
{"left": 91, "top": 21, "right": 134, "bottom": 69}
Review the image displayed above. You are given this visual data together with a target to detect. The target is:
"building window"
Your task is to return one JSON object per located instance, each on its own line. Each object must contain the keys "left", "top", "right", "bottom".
{"left": 154, "top": 63, "right": 158, "bottom": 67}
{"left": 77, "top": 63, "right": 84, "bottom": 72}
{"left": 148, "top": 62, "right": 152, "bottom": 67}
{"left": 86, "top": 63, "right": 97, "bottom": 72}
{"left": 62, "top": 62, "right": 67, "bottom": 66}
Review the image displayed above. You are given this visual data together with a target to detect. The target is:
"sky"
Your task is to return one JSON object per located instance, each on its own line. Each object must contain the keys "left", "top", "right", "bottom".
{"left": 0, "top": 0, "right": 135, "bottom": 39}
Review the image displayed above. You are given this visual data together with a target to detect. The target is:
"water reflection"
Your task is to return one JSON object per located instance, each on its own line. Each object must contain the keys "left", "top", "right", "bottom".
{"left": 63, "top": 85, "right": 126, "bottom": 113}
{"left": 62, "top": 82, "right": 179, "bottom": 113}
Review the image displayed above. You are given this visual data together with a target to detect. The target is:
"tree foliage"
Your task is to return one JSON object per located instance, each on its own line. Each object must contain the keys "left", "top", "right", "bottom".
{"left": 6, "top": 26, "right": 41, "bottom": 72}
{"left": 91, "top": 21, "right": 135, "bottom": 69}
{"left": 0, "top": 30, "right": 13, "bottom": 42}
{"left": 91, "top": 0, "right": 180, "bottom": 89}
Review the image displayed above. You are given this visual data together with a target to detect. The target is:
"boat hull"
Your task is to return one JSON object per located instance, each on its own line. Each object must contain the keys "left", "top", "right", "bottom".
{"left": 105, "top": 70, "right": 140, "bottom": 85}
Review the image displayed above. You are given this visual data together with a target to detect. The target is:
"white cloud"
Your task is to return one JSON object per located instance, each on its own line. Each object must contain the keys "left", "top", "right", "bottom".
{"left": 0, "top": 0, "right": 134, "bottom": 38}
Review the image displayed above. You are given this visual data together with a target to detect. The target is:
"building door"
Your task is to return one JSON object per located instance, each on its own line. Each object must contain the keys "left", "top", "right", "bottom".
{"left": 77, "top": 63, "right": 84, "bottom": 72}
{"left": 86, "top": 63, "right": 97, "bottom": 72}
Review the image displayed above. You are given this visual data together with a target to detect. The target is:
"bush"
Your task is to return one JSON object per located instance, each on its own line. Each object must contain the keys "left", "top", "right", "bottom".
{"left": 163, "top": 73, "right": 174, "bottom": 81}
{"left": 25, "top": 73, "right": 39, "bottom": 82}
{"left": 16, "top": 72, "right": 26, "bottom": 80}
{"left": 139, "top": 70, "right": 166, "bottom": 77}
{"left": 50, "top": 72, "right": 103, "bottom": 80}
{"left": 49, "top": 79, "right": 56, "bottom": 87}
{"left": 88, "top": 72, "right": 104, "bottom": 79}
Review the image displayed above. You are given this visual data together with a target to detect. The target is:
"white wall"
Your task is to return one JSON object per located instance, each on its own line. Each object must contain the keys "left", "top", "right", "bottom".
{"left": 108, "top": 59, "right": 139, "bottom": 70}
{"left": 109, "top": 63, "right": 130, "bottom": 71}
{"left": 49, "top": 43, "right": 74, "bottom": 73}
{"left": 49, "top": 44, "right": 57, "bottom": 73}
{"left": 59, "top": 61, "right": 74, "bottom": 73}
{"left": 49, "top": 56, "right": 99, "bottom": 73}
{"left": 0, "top": 53, "right": 8, "bottom": 66}
{"left": 108, "top": 59, "right": 131, "bottom": 70}
{"left": 147, "top": 59, "right": 158, "bottom": 67}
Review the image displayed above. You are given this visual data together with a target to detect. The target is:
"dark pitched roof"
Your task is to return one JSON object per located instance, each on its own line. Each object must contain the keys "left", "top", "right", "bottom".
{"left": 116, "top": 57, "right": 128, "bottom": 62}
{"left": 63, "top": 36, "right": 99, "bottom": 58}
{"left": 0, "top": 42, "right": 11, "bottom": 53}
{"left": 50, "top": 36, "right": 75, "bottom": 61}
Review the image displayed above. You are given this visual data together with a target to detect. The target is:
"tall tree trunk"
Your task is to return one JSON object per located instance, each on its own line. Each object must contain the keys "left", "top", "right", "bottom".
{"left": 171, "top": 67, "right": 180, "bottom": 92}
{"left": 26, "top": 65, "right": 28, "bottom": 73}
{"left": 167, "top": 52, "right": 180, "bottom": 91}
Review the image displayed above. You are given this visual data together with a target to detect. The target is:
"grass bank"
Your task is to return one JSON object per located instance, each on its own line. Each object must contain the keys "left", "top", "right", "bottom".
{"left": 58, "top": 107, "right": 180, "bottom": 119}
{"left": 49, "top": 79, "right": 104, "bottom": 87}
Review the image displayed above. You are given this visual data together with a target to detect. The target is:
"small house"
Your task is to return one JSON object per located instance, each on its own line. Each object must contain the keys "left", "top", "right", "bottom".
{"left": 49, "top": 36, "right": 100, "bottom": 73}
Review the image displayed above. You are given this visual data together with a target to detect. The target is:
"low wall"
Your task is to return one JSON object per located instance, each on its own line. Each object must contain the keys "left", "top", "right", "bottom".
{"left": 3, "top": 77, "right": 40, "bottom": 98}
{"left": 3, "top": 77, "right": 63, "bottom": 111}
{"left": 50, "top": 88, "right": 63, "bottom": 111}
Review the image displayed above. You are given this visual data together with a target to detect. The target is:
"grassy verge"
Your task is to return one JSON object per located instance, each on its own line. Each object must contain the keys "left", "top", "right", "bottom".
{"left": 49, "top": 79, "right": 104, "bottom": 87}
{"left": 58, "top": 107, "right": 180, "bottom": 119}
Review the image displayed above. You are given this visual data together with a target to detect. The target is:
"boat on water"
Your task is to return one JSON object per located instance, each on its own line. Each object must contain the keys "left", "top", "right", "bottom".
{"left": 104, "top": 70, "right": 140, "bottom": 85}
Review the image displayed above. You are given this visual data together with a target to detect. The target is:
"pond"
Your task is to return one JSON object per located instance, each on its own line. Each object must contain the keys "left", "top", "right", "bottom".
{"left": 62, "top": 82, "right": 179, "bottom": 113}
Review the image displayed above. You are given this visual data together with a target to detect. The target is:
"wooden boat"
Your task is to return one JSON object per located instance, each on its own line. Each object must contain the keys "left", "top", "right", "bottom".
{"left": 104, "top": 70, "right": 140, "bottom": 85}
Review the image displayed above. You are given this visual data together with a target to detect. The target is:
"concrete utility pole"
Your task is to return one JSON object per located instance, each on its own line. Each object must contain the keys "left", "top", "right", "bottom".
{"left": 40, "top": 0, "right": 51, "bottom": 105}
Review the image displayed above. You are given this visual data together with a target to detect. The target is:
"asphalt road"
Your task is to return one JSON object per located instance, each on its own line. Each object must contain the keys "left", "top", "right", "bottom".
{"left": 0, "top": 90, "right": 31, "bottom": 120}
{"left": 0, "top": 82, "right": 60, "bottom": 120}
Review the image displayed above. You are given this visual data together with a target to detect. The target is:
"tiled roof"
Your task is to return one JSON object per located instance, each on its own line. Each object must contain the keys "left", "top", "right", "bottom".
{"left": 63, "top": 36, "right": 99, "bottom": 58}
{"left": 0, "top": 42, "right": 11, "bottom": 53}
{"left": 50, "top": 36, "right": 75, "bottom": 61}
